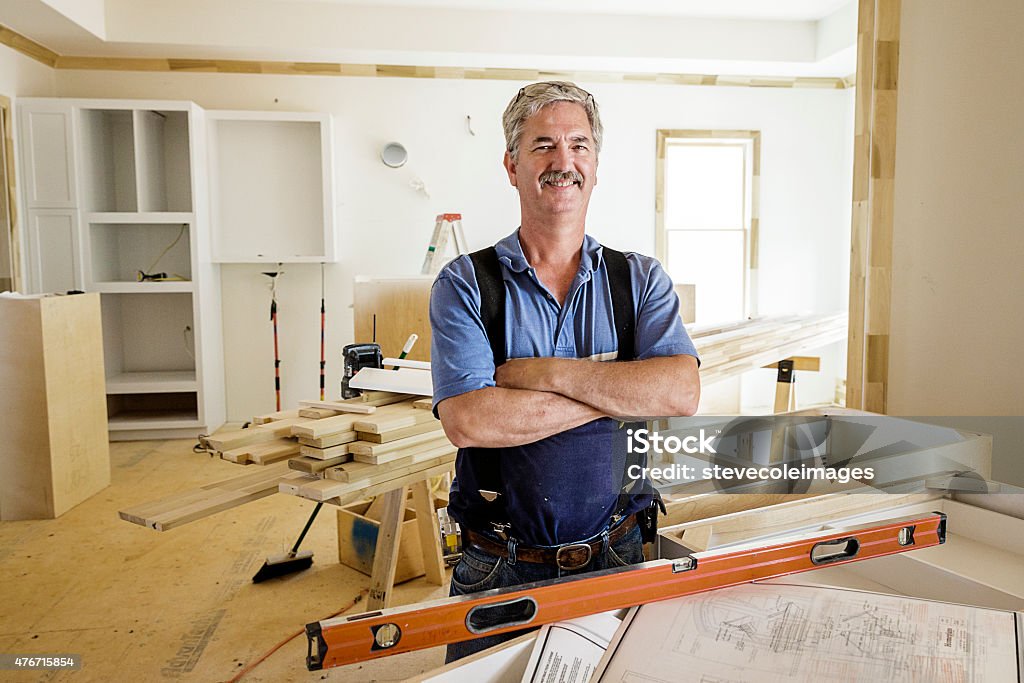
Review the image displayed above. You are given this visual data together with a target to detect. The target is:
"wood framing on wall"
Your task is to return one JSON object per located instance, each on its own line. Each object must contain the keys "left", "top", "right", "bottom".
{"left": 846, "top": 0, "right": 900, "bottom": 413}
{"left": 655, "top": 129, "right": 761, "bottom": 320}
{"left": 0, "top": 95, "right": 19, "bottom": 292}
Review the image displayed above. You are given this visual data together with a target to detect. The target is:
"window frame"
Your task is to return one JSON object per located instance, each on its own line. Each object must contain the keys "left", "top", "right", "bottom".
{"left": 655, "top": 129, "right": 762, "bottom": 323}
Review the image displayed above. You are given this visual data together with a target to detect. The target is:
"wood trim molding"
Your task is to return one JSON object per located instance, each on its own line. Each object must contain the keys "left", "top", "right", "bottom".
{"left": 0, "top": 23, "right": 851, "bottom": 90}
{"left": 0, "top": 95, "right": 19, "bottom": 292}
{"left": 846, "top": 0, "right": 900, "bottom": 413}
{"left": 0, "top": 25, "right": 58, "bottom": 67}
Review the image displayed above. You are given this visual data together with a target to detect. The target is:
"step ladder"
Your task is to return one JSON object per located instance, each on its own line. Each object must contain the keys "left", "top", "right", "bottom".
{"left": 421, "top": 213, "right": 468, "bottom": 275}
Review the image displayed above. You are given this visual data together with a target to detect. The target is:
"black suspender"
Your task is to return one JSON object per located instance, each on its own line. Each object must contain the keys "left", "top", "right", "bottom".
{"left": 603, "top": 247, "right": 635, "bottom": 363}
{"left": 469, "top": 248, "right": 507, "bottom": 367}
{"left": 469, "top": 244, "right": 636, "bottom": 367}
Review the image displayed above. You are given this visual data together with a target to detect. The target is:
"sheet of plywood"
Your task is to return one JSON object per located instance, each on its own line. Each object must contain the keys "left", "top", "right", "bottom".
{"left": 353, "top": 276, "right": 433, "bottom": 361}
{"left": 0, "top": 294, "right": 110, "bottom": 520}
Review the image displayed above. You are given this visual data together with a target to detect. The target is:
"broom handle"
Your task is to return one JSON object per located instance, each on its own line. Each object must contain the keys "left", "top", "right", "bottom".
{"left": 291, "top": 502, "right": 324, "bottom": 555}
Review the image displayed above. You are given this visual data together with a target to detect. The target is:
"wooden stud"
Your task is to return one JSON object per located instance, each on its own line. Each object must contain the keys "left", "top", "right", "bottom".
{"left": 847, "top": 0, "right": 902, "bottom": 412}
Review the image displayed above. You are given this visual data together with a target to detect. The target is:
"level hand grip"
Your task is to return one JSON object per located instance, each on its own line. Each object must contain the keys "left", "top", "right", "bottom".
{"left": 809, "top": 536, "right": 860, "bottom": 565}
{"left": 465, "top": 596, "right": 538, "bottom": 634}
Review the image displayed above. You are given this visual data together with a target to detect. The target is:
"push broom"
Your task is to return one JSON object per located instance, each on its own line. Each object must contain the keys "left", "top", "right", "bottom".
{"left": 252, "top": 502, "right": 324, "bottom": 582}
{"left": 252, "top": 265, "right": 328, "bottom": 582}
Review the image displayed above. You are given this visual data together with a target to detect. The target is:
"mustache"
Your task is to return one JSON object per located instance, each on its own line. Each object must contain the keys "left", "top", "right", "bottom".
{"left": 539, "top": 170, "right": 583, "bottom": 184}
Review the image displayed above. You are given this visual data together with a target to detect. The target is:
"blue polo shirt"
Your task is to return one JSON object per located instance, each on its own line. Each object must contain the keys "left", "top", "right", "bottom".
{"left": 430, "top": 229, "right": 698, "bottom": 546}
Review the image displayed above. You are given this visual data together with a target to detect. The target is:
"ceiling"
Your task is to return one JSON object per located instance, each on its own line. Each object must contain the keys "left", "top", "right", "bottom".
{"left": 1, "top": 0, "right": 858, "bottom": 77}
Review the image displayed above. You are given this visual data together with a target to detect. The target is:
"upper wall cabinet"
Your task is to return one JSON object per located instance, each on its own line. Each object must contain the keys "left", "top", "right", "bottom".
{"left": 78, "top": 108, "right": 194, "bottom": 214}
{"left": 206, "top": 111, "right": 336, "bottom": 263}
{"left": 18, "top": 102, "right": 77, "bottom": 209}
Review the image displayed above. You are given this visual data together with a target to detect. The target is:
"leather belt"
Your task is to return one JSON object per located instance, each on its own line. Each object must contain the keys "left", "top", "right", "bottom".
{"left": 463, "top": 515, "right": 637, "bottom": 571}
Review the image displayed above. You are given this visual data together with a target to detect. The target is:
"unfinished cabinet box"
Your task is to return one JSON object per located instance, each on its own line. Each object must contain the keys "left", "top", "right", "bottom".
{"left": 207, "top": 111, "right": 335, "bottom": 262}
{"left": 337, "top": 495, "right": 445, "bottom": 584}
{"left": 0, "top": 293, "right": 110, "bottom": 519}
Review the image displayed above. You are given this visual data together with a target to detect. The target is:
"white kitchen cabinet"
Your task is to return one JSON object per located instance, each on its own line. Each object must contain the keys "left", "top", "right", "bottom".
{"left": 16, "top": 98, "right": 225, "bottom": 440}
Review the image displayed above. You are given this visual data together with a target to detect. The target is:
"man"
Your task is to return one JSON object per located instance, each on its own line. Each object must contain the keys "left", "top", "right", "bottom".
{"left": 429, "top": 81, "right": 700, "bottom": 660}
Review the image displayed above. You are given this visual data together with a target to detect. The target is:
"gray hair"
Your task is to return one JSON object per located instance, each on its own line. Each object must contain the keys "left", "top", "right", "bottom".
{"left": 502, "top": 81, "right": 602, "bottom": 160}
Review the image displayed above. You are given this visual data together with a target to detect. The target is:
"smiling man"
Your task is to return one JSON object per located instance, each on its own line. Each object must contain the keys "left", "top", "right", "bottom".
{"left": 429, "top": 81, "right": 701, "bottom": 660}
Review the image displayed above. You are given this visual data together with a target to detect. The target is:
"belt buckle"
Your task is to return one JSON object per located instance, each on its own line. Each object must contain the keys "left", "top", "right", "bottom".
{"left": 555, "top": 542, "right": 592, "bottom": 570}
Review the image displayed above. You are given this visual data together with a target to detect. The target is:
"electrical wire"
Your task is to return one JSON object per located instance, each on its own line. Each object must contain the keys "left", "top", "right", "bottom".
{"left": 145, "top": 223, "right": 187, "bottom": 275}
{"left": 227, "top": 589, "right": 369, "bottom": 682}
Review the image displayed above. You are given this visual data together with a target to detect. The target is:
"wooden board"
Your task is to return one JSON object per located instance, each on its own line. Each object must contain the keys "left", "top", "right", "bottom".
{"left": 290, "top": 413, "right": 363, "bottom": 439}
{"left": 203, "top": 427, "right": 280, "bottom": 452}
{"left": 357, "top": 422, "right": 445, "bottom": 444}
{"left": 352, "top": 406, "right": 438, "bottom": 434}
{"left": 299, "top": 443, "right": 351, "bottom": 459}
{"left": 0, "top": 294, "right": 110, "bottom": 520}
{"left": 251, "top": 408, "right": 300, "bottom": 424}
{"left": 293, "top": 456, "right": 456, "bottom": 502}
{"left": 328, "top": 445, "right": 457, "bottom": 483}
{"left": 297, "top": 430, "right": 358, "bottom": 449}
{"left": 349, "top": 367, "right": 432, "bottom": 396}
{"left": 353, "top": 276, "right": 433, "bottom": 361}
{"left": 118, "top": 463, "right": 307, "bottom": 531}
{"left": 290, "top": 403, "right": 411, "bottom": 439}
{"left": 297, "top": 399, "right": 376, "bottom": 414}
{"left": 220, "top": 438, "right": 300, "bottom": 465}
{"left": 348, "top": 431, "right": 450, "bottom": 457}
{"left": 352, "top": 437, "right": 453, "bottom": 466}
{"left": 692, "top": 313, "right": 846, "bottom": 387}
{"left": 289, "top": 454, "right": 351, "bottom": 473}
{"left": 298, "top": 407, "right": 338, "bottom": 419}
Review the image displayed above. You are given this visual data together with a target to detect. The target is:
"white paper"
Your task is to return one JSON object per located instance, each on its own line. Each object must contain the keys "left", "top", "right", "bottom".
{"left": 596, "top": 583, "right": 1020, "bottom": 682}
{"left": 522, "top": 611, "right": 624, "bottom": 683}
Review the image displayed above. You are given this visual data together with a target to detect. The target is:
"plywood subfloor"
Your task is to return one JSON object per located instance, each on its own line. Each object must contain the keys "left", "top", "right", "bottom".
{"left": 0, "top": 438, "right": 449, "bottom": 681}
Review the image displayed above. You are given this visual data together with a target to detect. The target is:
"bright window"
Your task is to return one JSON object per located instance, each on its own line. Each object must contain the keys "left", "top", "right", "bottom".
{"left": 657, "top": 132, "right": 758, "bottom": 326}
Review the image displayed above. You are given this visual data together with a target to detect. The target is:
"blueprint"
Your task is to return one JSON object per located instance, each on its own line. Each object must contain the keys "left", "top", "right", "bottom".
{"left": 595, "top": 583, "right": 1020, "bottom": 682}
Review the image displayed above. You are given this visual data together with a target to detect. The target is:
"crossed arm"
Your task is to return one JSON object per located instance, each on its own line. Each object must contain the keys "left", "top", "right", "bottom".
{"left": 437, "top": 355, "right": 700, "bottom": 448}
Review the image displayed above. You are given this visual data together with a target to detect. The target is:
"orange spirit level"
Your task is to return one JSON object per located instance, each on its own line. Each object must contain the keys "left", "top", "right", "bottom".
{"left": 306, "top": 511, "right": 946, "bottom": 670}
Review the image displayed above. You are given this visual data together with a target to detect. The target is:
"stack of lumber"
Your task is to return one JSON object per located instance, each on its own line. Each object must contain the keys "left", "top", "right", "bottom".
{"left": 119, "top": 393, "right": 454, "bottom": 531}
{"left": 284, "top": 397, "right": 455, "bottom": 507}
{"left": 207, "top": 392, "right": 416, "bottom": 466}
{"left": 691, "top": 313, "right": 846, "bottom": 386}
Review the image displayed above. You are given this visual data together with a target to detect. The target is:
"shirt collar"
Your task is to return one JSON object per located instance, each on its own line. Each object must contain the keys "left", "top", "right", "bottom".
{"left": 495, "top": 228, "right": 604, "bottom": 276}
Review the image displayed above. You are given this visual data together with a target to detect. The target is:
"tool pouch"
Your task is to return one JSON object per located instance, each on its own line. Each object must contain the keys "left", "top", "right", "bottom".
{"left": 636, "top": 496, "right": 667, "bottom": 544}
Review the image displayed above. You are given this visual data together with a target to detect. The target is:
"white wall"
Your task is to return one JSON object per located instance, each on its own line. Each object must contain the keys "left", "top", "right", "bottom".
{"left": 53, "top": 70, "right": 854, "bottom": 421}
{"left": 887, "top": 0, "right": 1024, "bottom": 486}
{"left": 0, "top": 43, "right": 56, "bottom": 98}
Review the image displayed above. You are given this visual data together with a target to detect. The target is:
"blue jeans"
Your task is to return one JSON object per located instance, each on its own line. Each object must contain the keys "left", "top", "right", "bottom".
{"left": 444, "top": 523, "right": 645, "bottom": 663}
